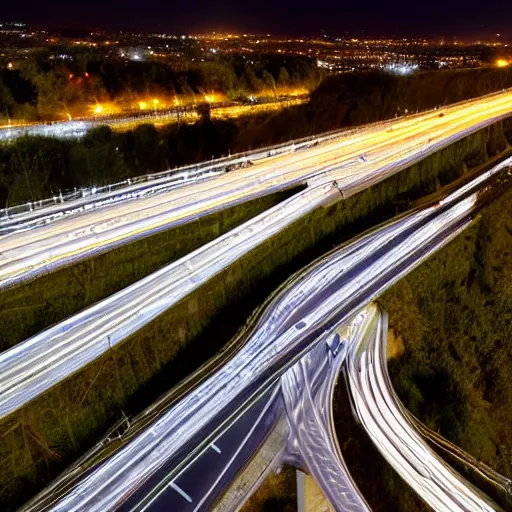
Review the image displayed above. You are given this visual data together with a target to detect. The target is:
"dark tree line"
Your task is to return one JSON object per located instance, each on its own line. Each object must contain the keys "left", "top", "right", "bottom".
{"left": 0, "top": 53, "right": 321, "bottom": 122}
{"left": 0, "top": 119, "right": 239, "bottom": 207}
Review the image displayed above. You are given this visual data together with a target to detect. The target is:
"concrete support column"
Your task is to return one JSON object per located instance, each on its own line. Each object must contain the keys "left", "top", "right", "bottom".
{"left": 296, "top": 470, "right": 335, "bottom": 512}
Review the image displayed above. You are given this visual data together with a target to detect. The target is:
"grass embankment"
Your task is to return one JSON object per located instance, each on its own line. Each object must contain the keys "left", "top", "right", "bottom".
{"left": 240, "top": 468, "right": 297, "bottom": 512}
{"left": 0, "top": 122, "right": 510, "bottom": 510}
{"left": 379, "top": 187, "right": 512, "bottom": 499}
{"left": 0, "top": 188, "right": 299, "bottom": 352}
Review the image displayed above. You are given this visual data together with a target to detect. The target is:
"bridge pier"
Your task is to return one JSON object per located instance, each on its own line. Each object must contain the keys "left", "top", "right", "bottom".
{"left": 296, "top": 471, "right": 334, "bottom": 512}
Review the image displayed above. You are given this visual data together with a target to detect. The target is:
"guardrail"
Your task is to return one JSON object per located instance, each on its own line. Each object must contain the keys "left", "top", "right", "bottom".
{"left": 2, "top": 86, "right": 510, "bottom": 223}
{"left": 20, "top": 155, "right": 512, "bottom": 512}
{"left": 0, "top": 116, "right": 376, "bottom": 223}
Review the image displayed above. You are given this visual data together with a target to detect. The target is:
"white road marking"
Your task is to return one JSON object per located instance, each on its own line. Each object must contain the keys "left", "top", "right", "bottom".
{"left": 169, "top": 481, "right": 193, "bottom": 503}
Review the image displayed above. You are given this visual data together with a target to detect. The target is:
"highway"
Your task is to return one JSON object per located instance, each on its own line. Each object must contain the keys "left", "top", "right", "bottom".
{"left": 280, "top": 308, "right": 373, "bottom": 512}
{"left": 0, "top": 183, "right": 338, "bottom": 420}
{"left": 0, "top": 87, "right": 504, "bottom": 230}
{"left": 19, "top": 155, "right": 511, "bottom": 512}
{"left": 126, "top": 386, "right": 285, "bottom": 512}
{"left": 121, "top": 310, "right": 373, "bottom": 512}
{"left": 345, "top": 306, "right": 500, "bottom": 511}
{"left": 2, "top": 154, "right": 511, "bottom": 424}
{"left": 0, "top": 120, "right": 94, "bottom": 142}
{"left": 0, "top": 122, "right": 351, "bottom": 231}
{"left": 21, "top": 309, "right": 373, "bottom": 512}
{"left": 1, "top": 90, "right": 512, "bottom": 290}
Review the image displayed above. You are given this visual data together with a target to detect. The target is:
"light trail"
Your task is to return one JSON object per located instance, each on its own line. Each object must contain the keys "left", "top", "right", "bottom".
{"left": 0, "top": 184, "right": 337, "bottom": 420}
{"left": 1, "top": 146, "right": 511, "bottom": 424}
{"left": 280, "top": 308, "right": 374, "bottom": 512}
{"left": 18, "top": 156, "right": 510, "bottom": 512}
{"left": 345, "top": 306, "right": 500, "bottom": 511}
{"left": 1, "top": 86, "right": 507, "bottom": 227}
{"left": 0, "top": 90, "right": 511, "bottom": 291}
{"left": 0, "top": 118, "right": 387, "bottom": 232}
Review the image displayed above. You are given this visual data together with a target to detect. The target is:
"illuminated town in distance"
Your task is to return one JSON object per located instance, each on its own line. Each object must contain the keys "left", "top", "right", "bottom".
{"left": 2, "top": 0, "right": 512, "bottom": 508}
{"left": 1, "top": 22, "right": 511, "bottom": 75}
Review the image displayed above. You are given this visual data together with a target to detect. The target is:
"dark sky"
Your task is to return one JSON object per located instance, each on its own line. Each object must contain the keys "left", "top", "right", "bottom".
{"left": 2, "top": 0, "right": 511, "bottom": 38}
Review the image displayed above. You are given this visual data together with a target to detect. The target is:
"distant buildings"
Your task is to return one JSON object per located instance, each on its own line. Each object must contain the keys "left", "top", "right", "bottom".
{"left": 0, "top": 25, "right": 510, "bottom": 75}
{"left": 0, "top": 21, "right": 29, "bottom": 33}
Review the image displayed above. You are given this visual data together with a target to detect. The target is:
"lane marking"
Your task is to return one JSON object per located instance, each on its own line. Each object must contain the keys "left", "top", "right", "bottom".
{"left": 169, "top": 481, "right": 193, "bottom": 503}
{"left": 211, "top": 443, "right": 222, "bottom": 454}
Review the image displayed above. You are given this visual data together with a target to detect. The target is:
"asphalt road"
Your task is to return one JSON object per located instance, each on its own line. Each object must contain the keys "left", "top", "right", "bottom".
{"left": 1, "top": 90, "right": 511, "bottom": 290}
{"left": 20, "top": 153, "right": 511, "bottom": 512}
{"left": 345, "top": 306, "right": 500, "bottom": 512}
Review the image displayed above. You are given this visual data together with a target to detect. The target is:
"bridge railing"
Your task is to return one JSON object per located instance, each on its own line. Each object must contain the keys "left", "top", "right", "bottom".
{"left": 1, "top": 86, "right": 511, "bottom": 222}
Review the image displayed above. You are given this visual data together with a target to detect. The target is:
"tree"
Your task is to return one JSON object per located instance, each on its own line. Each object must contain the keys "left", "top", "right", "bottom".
{"left": 69, "top": 126, "right": 128, "bottom": 186}
{"left": 178, "top": 76, "right": 195, "bottom": 99}
{"left": 132, "top": 124, "right": 164, "bottom": 171}
{"left": 17, "top": 60, "right": 68, "bottom": 119}
{"left": 277, "top": 67, "right": 291, "bottom": 89}
{"left": 0, "top": 82, "right": 14, "bottom": 120}
{"left": 200, "top": 61, "right": 239, "bottom": 98}
{"left": 5, "top": 136, "right": 70, "bottom": 204}
{"left": 245, "top": 65, "right": 264, "bottom": 93}
{"left": 261, "top": 70, "right": 277, "bottom": 99}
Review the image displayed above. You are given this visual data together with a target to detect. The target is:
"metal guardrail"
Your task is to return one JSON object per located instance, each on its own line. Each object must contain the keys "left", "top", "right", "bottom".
{"left": 0, "top": 124, "right": 338, "bottom": 222}
{"left": 2, "top": 86, "right": 510, "bottom": 223}
{"left": 20, "top": 156, "right": 512, "bottom": 512}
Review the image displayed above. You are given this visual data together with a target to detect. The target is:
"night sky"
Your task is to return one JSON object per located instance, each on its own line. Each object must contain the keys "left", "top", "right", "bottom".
{"left": 3, "top": 0, "right": 511, "bottom": 38}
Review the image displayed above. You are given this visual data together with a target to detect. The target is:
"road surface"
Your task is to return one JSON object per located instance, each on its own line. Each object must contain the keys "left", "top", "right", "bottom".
{"left": 345, "top": 306, "right": 500, "bottom": 511}
{"left": 1, "top": 90, "right": 512, "bottom": 290}
{"left": 19, "top": 153, "right": 510, "bottom": 512}
{"left": 2, "top": 155, "right": 511, "bottom": 424}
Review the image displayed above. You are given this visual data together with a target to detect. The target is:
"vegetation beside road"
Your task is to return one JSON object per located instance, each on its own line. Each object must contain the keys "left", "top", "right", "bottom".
{"left": 2, "top": 64, "right": 512, "bottom": 511}
{"left": 380, "top": 184, "right": 512, "bottom": 486}
{"left": 0, "top": 53, "right": 321, "bottom": 122}
{"left": 330, "top": 181, "right": 512, "bottom": 512}
{"left": 241, "top": 468, "right": 297, "bottom": 512}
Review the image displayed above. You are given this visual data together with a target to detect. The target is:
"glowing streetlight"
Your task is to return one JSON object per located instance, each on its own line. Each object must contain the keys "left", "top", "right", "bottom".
{"left": 139, "top": 101, "right": 148, "bottom": 110}
{"left": 94, "top": 104, "right": 103, "bottom": 115}
{"left": 496, "top": 59, "right": 510, "bottom": 68}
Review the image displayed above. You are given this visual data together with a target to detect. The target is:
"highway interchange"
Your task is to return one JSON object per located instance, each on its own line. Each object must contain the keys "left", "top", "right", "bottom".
{"left": 346, "top": 308, "right": 499, "bottom": 511}
{"left": 17, "top": 154, "right": 512, "bottom": 511}
{"left": 2, "top": 89, "right": 512, "bottom": 511}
